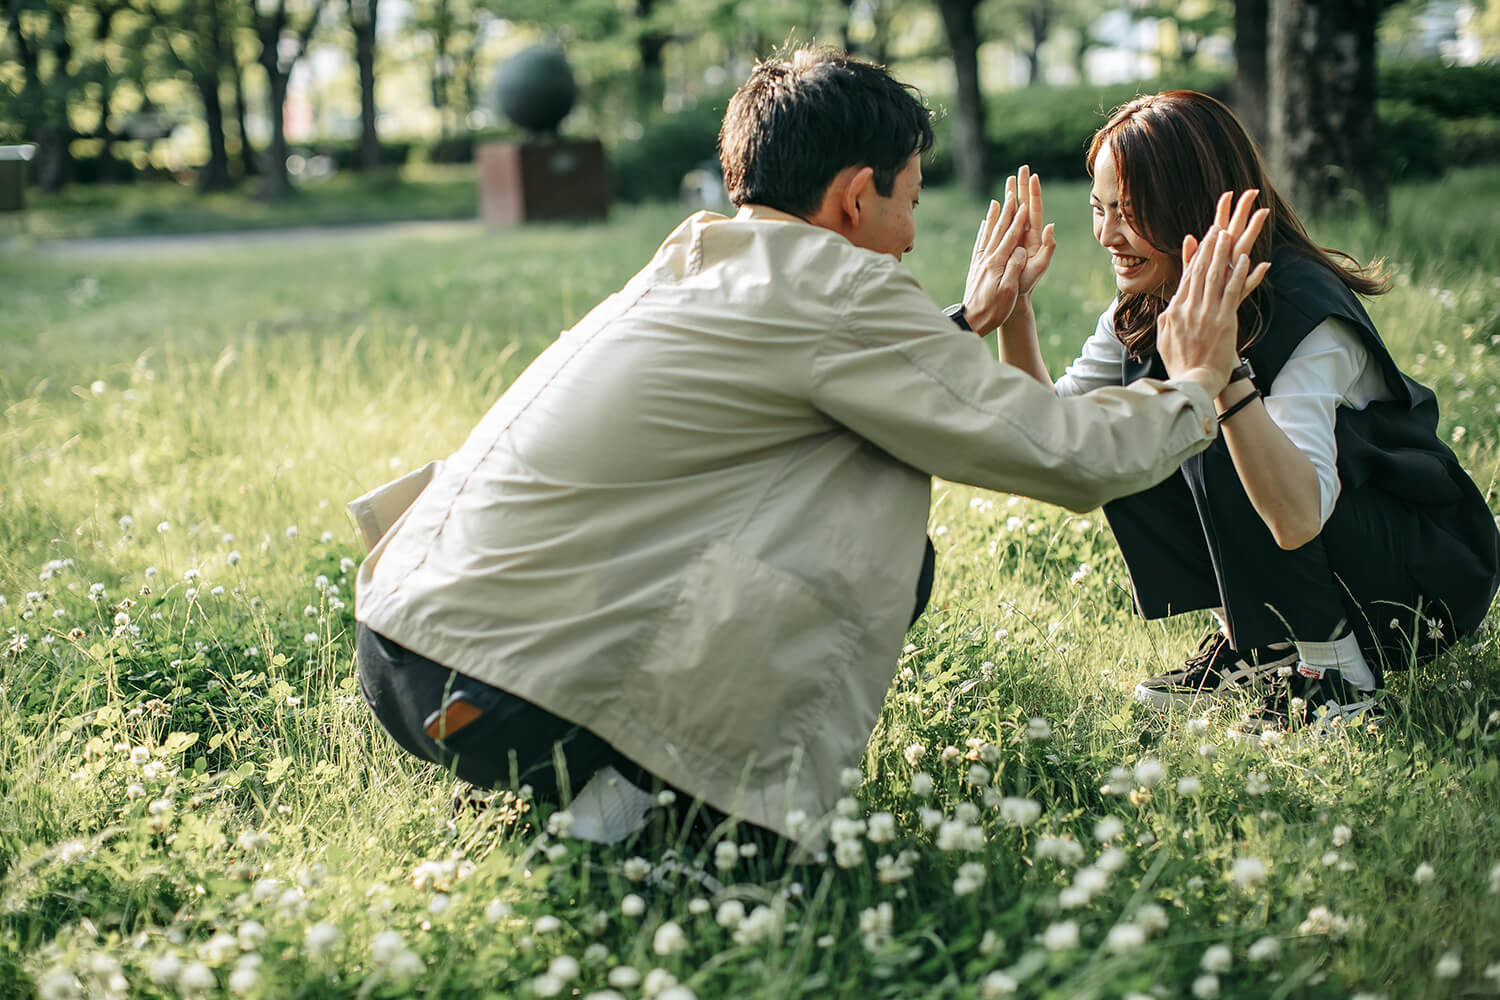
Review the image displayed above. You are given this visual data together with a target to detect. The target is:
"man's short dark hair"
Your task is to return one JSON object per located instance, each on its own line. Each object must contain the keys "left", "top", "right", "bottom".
{"left": 719, "top": 47, "right": 934, "bottom": 217}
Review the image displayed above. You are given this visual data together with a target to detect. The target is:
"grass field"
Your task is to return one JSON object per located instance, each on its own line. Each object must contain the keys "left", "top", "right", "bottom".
{"left": 3, "top": 167, "right": 1500, "bottom": 999}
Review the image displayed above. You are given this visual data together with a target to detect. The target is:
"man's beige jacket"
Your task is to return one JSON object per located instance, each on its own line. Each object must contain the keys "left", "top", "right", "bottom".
{"left": 356, "top": 206, "right": 1219, "bottom": 847}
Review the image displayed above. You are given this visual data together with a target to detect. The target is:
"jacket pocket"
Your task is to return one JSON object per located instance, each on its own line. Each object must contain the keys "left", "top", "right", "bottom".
{"left": 625, "top": 540, "right": 856, "bottom": 767}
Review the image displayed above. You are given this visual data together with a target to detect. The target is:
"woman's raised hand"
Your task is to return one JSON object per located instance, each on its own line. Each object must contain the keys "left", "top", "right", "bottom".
{"left": 1156, "top": 191, "right": 1272, "bottom": 391}
{"left": 1008, "top": 165, "right": 1056, "bottom": 298}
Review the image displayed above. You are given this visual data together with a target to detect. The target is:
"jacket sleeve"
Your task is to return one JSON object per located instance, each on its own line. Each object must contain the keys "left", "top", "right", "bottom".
{"left": 808, "top": 260, "right": 1221, "bottom": 512}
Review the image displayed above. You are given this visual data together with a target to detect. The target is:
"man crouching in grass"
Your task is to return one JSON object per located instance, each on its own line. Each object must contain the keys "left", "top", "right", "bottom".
{"left": 352, "top": 46, "right": 1254, "bottom": 853}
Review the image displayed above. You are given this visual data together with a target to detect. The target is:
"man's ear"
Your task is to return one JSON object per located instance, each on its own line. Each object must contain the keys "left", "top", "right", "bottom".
{"left": 840, "top": 166, "right": 877, "bottom": 228}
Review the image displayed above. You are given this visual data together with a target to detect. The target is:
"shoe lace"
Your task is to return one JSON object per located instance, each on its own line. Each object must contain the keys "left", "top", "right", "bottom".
{"left": 1181, "top": 631, "right": 1231, "bottom": 681}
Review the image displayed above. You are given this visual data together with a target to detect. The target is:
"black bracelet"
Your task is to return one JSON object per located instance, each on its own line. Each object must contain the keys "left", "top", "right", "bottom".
{"left": 1217, "top": 388, "right": 1261, "bottom": 424}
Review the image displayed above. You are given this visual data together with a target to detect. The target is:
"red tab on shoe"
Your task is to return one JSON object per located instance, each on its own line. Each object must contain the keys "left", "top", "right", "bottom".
{"left": 1296, "top": 662, "right": 1324, "bottom": 679}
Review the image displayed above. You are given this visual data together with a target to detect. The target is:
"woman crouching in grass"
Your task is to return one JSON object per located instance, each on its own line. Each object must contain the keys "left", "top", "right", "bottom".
{"left": 997, "top": 92, "right": 1499, "bottom": 732}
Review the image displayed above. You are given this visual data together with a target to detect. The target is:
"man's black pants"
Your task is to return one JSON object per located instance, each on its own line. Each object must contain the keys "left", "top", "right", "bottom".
{"left": 355, "top": 537, "right": 936, "bottom": 805}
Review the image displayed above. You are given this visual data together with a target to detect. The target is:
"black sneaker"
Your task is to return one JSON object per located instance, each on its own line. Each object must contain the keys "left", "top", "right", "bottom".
{"left": 1235, "top": 665, "right": 1382, "bottom": 735}
{"left": 1133, "top": 630, "right": 1298, "bottom": 710}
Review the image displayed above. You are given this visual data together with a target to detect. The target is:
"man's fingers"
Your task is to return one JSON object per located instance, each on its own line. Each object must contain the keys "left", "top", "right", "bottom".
{"left": 972, "top": 199, "right": 999, "bottom": 259}
{"left": 1242, "top": 259, "right": 1272, "bottom": 297}
{"left": 1182, "top": 233, "right": 1199, "bottom": 269}
{"left": 1027, "top": 170, "right": 1044, "bottom": 233}
{"left": 1204, "top": 222, "right": 1236, "bottom": 299}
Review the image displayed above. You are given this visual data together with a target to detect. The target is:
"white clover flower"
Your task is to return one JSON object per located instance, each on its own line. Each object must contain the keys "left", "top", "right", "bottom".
{"left": 1436, "top": 950, "right": 1461, "bottom": 979}
{"left": 1484, "top": 962, "right": 1500, "bottom": 985}
{"left": 1413, "top": 862, "right": 1436, "bottom": 885}
{"left": 201, "top": 932, "right": 238, "bottom": 964}
{"left": 642, "top": 967, "right": 678, "bottom": 997}
{"left": 304, "top": 922, "right": 339, "bottom": 957}
{"left": 655, "top": 789, "right": 676, "bottom": 807}
{"left": 621, "top": 893, "right": 646, "bottom": 917}
{"left": 177, "top": 961, "right": 216, "bottom": 996}
{"left": 1074, "top": 865, "right": 1110, "bottom": 896}
{"left": 918, "top": 806, "right": 942, "bottom": 831}
{"left": 237, "top": 920, "right": 267, "bottom": 950}
{"left": 1035, "top": 835, "right": 1084, "bottom": 864}
{"left": 533, "top": 973, "right": 565, "bottom": 997}
{"left": 839, "top": 766, "right": 863, "bottom": 791}
{"left": 1043, "top": 919, "right": 1079, "bottom": 950}
{"left": 148, "top": 953, "right": 183, "bottom": 987}
{"left": 371, "top": 930, "right": 405, "bottom": 964}
{"left": 834, "top": 838, "right": 864, "bottom": 868}
{"left": 1490, "top": 861, "right": 1500, "bottom": 893}
{"left": 867, "top": 811, "right": 896, "bottom": 843}
{"left": 784, "top": 808, "right": 809, "bottom": 837}
{"left": 622, "top": 857, "right": 651, "bottom": 882}
{"left": 1094, "top": 816, "right": 1125, "bottom": 842}
{"left": 981, "top": 970, "right": 1018, "bottom": 997}
{"left": 1332, "top": 824, "right": 1352, "bottom": 847}
{"left": 714, "top": 840, "right": 740, "bottom": 872}
{"left": 1231, "top": 855, "right": 1268, "bottom": 889}
{"left": 687, "top": 898, "right": 710, "bottom": 915}
{"left": 657, "top": 987, "right": 698, "bottom": 1000}
{"left": 1132, "top": 757, "right": 1166, "bottom": 787}
{"left": 548, "top": 955, "right": 580, "bottom": 982}
{"left": 285, "top": 525, "right": 298, "bottom": 538}
{"left": 157, "top": 522, "right": 171, "bottom": 534}
{"left": 429, "top": 893, "right": 453, "bottom": 915}
{"left": 967, "top": 763, "right": 992, "bottom": 789}
{"left": 1026, "top": 717, "right": 1052, "bottom": 740}
{"left": 585, "top": 992, "right": 626, "bottom": 1000}
{"left": 936, "top": 819, "right": 970, "bottom": 852}
{"left": 236, "top": 829, "right": 269, "bottom": 852}
{"left": 732, "top": 905, "right": 780, "bottom": 946}
{"left": 1106, "top": 922, "right": 1146, "bottom": 954}
{"left": 1245, "top": 772, "right": 1270, "bottom": 796}
{"left": 1176, "top": 776, "right": 1202, "bottom": 796}
{"left": 953, "top": 861, "right": 987, "bottom": 896}
{"left": 978, "top": 929, "right": 1003, "bottom": 955}
{"left": 1198, "top": 743, "right": 1217, "bottom": 758}
{"left": 227, "top": 963, "right": 260, "bottom": 995}
{"left": 1095, "top": 847, "right": 1128, "bottom": 874}
{"left": 1191, "top": 973, "right": 1220, "bottom": 998}
{"left": 609, "top": 966, "right": 642, "bottom": 988}
{"left": 1135, "top": 903, "right": 1168, "bottom": 934}
{"left": 998, "top": 797, "right": 1041, "bottom": 827}
{"left": 56, "top": 839, "right": 88, "bottom": 864}
{"left": 1248, "top": 936, "right": 1281, "bottom": 962}
{"left": 715, "top": 899, "right": 746, "bottom": 929}
{"left": 911, "top": 771, "right": 935, "bottom": 798}
{"left": 37, "top": 969, "right": 81, "bottom": 1000}
{"left": 534, "top": 915, "right": 562, "bottom": 934}
{"left": 876, "top": 850, "right": 916, "bottom": 884}
{"left": 1201, "top": 943, "right": 1232, "bottom": 973}
{"left": 1058, "top": 885, "right": 1090, "bottom": 909}
{"left": 1103, "top": 766, "right": 1132, "bottom": 795}
{"left": 940, "top": 745, "right": 963, "bottom": 766}
{"left": 142, "top": 761, "right": 166, "bottom": 781}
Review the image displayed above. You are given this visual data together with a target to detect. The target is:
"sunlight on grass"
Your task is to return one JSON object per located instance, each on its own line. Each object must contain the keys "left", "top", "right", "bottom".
{"left": 2, "top": 169, "right": 1499, "bottom": 999}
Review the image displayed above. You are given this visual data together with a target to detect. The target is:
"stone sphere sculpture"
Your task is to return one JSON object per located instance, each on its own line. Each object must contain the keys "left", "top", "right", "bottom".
{"left": 492, "top": 44, "right": 578, "bottom": 135}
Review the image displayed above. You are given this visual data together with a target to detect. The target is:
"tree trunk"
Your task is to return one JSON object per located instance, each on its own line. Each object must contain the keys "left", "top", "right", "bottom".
{"left": 1023, "top": 1, "right": 1050, "bottom": 86}
{"left": 934, "top": 0, "right": 987, "bottom": 194}
{"left": 196, "top": 71, "right": 234, "bottom": 190}
{"left": 635, "top": 0, "right": 667, "bottom": 113}
{"left": 349, "top": 0, "right": 381, "bottom": 170}
{"left": 1232, "top": 0, "right": 1269, "bottom": 146}
{"left": 1267, "top": 0, "right": 1385, "bottom": 217}
{"left": 230, "top": 49, "right": 256, "bottom": 177}
{"left": 260, "top": 55, "right": 292, "bottom": 200}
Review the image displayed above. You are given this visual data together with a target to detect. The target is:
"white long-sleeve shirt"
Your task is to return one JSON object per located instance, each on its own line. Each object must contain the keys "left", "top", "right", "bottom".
{"left": 1055, "top": 302, "right": 1396, "bottom": 527}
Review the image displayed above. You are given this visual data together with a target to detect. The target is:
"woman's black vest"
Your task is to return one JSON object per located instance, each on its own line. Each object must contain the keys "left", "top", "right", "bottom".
{"left": 1121, "top": 247, "right": 1499, "bottom": 636}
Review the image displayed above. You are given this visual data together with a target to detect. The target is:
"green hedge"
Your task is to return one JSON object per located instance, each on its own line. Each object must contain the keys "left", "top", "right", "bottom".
{"left": 1379, "top": 61, "right": 1500, "bottom": 119}
{"left": 607, "top": 100, "right": 728, "bottom": 203}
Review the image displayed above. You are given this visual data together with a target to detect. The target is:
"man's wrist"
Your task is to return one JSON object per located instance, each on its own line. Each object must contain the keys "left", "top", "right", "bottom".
{"left": 1176, "top": 365, "right": 1231, "bottom": 399}
{"left": 944, "top": 303, "right": 972, "bottom": 332}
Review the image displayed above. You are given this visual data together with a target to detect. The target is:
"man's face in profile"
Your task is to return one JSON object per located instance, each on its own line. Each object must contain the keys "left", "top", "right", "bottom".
{"left": 849, "top": 155, "right": 922, "bottom": 261}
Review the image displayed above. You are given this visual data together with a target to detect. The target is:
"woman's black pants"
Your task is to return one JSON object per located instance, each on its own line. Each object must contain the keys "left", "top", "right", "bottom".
{"left": 1102, "top": 445, "right": 1444, "bottom": 679}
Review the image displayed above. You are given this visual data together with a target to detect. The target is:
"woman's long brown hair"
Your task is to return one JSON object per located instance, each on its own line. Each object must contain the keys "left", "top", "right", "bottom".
{"left": 1086, "top": 90, "right": 1388, "bottom": 360}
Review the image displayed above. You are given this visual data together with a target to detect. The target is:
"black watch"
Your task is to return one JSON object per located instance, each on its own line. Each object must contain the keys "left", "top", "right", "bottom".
{"left": 944, "top": 303, "right": 972, "bottom": 332}
{"left": 1228, "top": 359, "right": 1255, "bottom": 384}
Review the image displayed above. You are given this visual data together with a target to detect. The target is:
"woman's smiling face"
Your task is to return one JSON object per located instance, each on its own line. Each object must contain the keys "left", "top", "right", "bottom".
{"left": 1090, "top": 147, "right": 1176, "bottom": 299}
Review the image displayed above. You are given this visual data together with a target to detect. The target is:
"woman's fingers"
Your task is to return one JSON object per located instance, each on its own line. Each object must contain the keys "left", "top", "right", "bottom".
{"left": 1227, "top": 189, "right": 1259, "bottom": 236}
{"left": 1212, "top": 191, "right": 1234, "bottom": 230}
{"left": 1234, "top": 207, "right": 1269, "bottom": 259}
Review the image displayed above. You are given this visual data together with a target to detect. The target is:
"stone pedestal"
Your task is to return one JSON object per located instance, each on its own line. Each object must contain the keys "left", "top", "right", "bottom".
{"left": 476, "top": 139, "right": 609, "bottom": 227}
